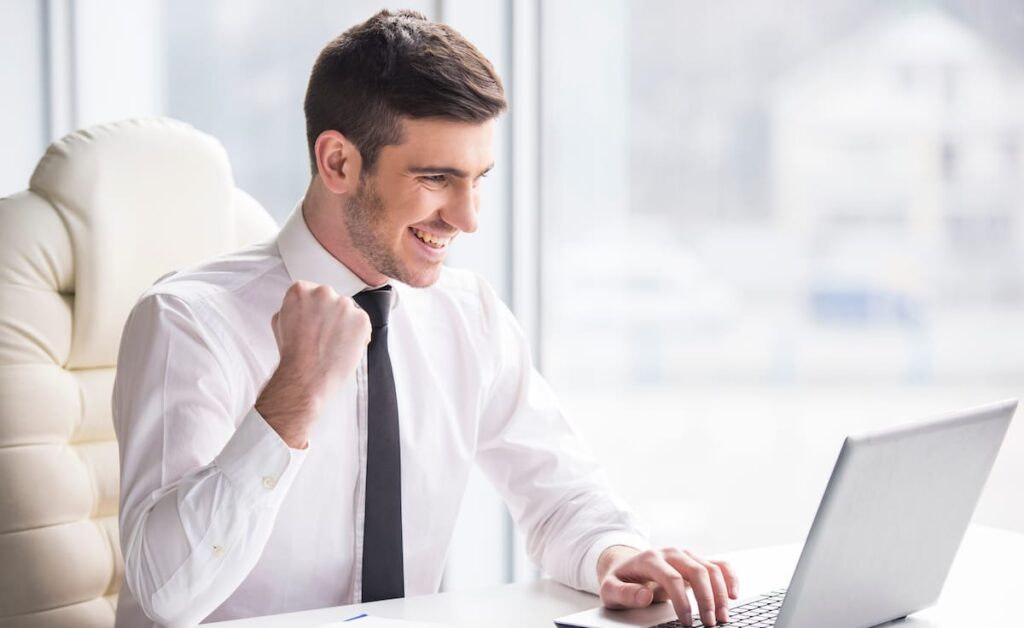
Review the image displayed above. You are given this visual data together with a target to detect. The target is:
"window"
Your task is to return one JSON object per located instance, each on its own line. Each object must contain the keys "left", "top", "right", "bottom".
{"left": 540, "top": 0, "right": 1024, "bottom": 553}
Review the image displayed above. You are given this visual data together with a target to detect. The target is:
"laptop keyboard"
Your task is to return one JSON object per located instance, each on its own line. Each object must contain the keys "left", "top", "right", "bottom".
{"left": 651, "top": 588, "right": 787, "bottom": 628}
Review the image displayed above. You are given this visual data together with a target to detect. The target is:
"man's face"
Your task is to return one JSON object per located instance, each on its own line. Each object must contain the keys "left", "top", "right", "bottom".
{"left": 344, "top": 117, "right": 494, "bottom": 288}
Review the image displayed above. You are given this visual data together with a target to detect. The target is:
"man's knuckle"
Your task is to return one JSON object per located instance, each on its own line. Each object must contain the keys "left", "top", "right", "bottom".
{"left": 599, "top": 580, "right": 617, "bottom": 597}
{"left": 295, "top": 280, "right": 317, "bottom": 293}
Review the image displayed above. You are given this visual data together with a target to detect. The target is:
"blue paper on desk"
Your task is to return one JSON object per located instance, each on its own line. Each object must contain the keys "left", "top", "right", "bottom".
{"left": 317, "top": 614, "right": 452, "bottom": 628}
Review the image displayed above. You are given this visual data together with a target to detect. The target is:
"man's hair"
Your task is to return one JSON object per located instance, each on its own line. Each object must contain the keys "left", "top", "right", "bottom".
{"left": 304, "top": 9, "right": 507, "bottom": 176}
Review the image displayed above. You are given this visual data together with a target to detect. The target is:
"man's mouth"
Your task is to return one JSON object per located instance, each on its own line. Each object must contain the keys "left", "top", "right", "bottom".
{"left": 410, "top": 226, "right": 453, "bottom": 249}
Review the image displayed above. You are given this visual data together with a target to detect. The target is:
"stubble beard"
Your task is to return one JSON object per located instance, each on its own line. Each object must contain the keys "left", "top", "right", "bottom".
{"left": 344, "top": 176, "right": 441, "bottom": 288}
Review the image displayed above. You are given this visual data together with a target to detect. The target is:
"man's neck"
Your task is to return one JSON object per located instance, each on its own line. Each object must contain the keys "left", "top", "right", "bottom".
{"left": 301, "top": 183, "right": 387, "bottom": 287}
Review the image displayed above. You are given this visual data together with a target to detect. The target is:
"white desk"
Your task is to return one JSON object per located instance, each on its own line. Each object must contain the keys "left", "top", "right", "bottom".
{"left": 206, "top": 525, "right": 1022, "bottom": 627}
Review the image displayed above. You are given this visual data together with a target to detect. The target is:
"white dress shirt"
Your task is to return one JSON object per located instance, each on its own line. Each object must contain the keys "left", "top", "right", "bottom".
{"left": 112, "top": 206, "right": 648, "bottom": 628}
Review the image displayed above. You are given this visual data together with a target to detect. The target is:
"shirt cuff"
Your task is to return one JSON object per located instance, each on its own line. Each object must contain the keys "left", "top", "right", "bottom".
{"left": 581, "top": 531, "right": 652, "bottom": 594}
{"left": 215, "top": 407, "right": 308, "bottom": 508}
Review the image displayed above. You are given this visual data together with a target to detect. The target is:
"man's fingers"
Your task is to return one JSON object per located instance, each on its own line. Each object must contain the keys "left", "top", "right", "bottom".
{"left": 632, "top": 553, "right": 693, "bottom": 626}
{"left": 710, "top": 559, "right": 739, "bottom": 599}
{"left": 651, "top": 586, "right": 670, "bottom": 603}
{"left": 664, "top": 549, "right": 718, "bottom": 626}
{"left": 599, "top": 576, "right": 656, "bottom": 609}
{"left": 688, "top": 552, "right": 731, "bottom": 624}
{"left": 357, "top": 307, "right": 373, "bottom": 345}
{"left": 599, "top": 549, "right": 740, "bottom": 628}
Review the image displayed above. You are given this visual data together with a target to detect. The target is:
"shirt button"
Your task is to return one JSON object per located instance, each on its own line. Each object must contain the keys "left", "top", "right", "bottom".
{"left": 212, "top": 545, "right": 225, "bottom": 557}
{"left": 261, "top": 476, "right": 277, "bottom": 490}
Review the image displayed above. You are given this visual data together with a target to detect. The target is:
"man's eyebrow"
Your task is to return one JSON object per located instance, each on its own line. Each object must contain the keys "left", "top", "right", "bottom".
{"left": 407, "top": 163, "right": 495, "bottom": 178}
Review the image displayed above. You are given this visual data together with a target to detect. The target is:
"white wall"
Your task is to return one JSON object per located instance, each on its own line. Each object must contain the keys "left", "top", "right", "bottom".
{"left": 74, "top": 0, "right": 164, "bottom": 127}
{"left": 0, "top": 1, "right": 46, "bottom": 197}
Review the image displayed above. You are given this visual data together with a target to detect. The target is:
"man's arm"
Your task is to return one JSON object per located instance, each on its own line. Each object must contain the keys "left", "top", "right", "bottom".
{"left": 471, "top": 276, "right": 737, "bottom": 627}
{"left": 115, "top": 283, "right": 369, "bottom": 626}
{"left": 114, "top": 293, "right": 302, "bottom": 626}
{"left": 470, "top": 277, "right": 648, "bottom": 589}
{"left": 116, "top": 284, "right": 372, "bottom": 626}
{"left": 114, "top": 293, "right": 313, "bottom": 626}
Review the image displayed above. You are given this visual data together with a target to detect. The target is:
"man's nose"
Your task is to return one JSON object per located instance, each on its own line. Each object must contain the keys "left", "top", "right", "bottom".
{"left": 441, "top": 183, "right": 478, "bottom": 234}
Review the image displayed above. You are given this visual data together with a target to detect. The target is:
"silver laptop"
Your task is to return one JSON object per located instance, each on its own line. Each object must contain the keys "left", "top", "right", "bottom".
{"left": 555, "top": 399, "right": 1016, "bottom": 628}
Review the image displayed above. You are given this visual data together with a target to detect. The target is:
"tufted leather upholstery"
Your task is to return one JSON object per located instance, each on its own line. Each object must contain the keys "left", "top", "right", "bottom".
{"left": 0, "top": 118, "right": 278, "bottom": 627}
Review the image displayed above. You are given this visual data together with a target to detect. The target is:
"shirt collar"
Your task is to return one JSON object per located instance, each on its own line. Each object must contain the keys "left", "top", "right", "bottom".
{"left": 276, "top": 201, "right": 400, "bottom": 310}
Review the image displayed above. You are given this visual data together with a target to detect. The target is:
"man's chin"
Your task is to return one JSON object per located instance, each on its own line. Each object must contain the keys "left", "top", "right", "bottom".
{"left": 394, "top": 263, "right": 443, "bottom": 288}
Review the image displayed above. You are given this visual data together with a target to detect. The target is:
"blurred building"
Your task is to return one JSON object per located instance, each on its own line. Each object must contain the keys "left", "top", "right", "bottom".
{"left": 771, "top": 6, "right": 1024, "bottom": 319}
{"left": 548, "top": 4, "right": 1024, "bottom": 387}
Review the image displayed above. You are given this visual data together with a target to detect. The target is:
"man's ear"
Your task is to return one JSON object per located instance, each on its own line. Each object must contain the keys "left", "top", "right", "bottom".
{"left": 314, "top": 130, "right": 363, "bottom": 194}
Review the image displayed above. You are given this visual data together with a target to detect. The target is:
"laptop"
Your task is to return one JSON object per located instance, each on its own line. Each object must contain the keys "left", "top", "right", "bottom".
{"left": 554, "top": 399, "right": 1016, "bottom": 628}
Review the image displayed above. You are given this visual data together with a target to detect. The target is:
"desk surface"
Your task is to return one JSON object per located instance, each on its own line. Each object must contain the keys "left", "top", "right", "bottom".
{"left": 206, "top": 525, "right": 1022, "bottom": 627}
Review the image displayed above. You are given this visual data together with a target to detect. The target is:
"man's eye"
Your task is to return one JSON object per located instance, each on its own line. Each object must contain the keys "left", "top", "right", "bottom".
{"left": 422, "top": 175, "right": 448, "bottom": 185}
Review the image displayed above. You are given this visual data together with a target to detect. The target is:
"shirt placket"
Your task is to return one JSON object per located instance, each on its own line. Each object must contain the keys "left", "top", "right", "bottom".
{"left": 351, "top": 354, "right": 369, "bottom": 603}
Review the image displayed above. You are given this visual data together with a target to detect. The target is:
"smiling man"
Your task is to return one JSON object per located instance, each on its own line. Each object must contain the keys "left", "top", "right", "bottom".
{"left": 113, "top": 9, "right": 736, "bottom": 628}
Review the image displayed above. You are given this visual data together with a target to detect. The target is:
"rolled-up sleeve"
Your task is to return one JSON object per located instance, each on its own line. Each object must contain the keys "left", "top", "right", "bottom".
{"left": 472, "top": 278, "right": 649, "bottom": 594}
{"left": 113, "top": 293, "right": 306, "bottom": 627}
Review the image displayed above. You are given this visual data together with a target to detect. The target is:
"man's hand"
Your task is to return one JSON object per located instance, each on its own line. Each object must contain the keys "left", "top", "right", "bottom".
{"left": 255, "top": 281, "right": 372, "bottom": 448}
{"left": 597, "top": 545, "right": 738, "bottom": 627}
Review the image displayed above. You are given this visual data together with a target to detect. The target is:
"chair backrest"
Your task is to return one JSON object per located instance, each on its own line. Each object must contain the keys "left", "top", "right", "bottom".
{"left": 0, "top": 118, "right": 278, "bottom": 627}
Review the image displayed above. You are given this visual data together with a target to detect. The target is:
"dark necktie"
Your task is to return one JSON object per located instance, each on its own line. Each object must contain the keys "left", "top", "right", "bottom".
{"left": 353, "top": 285, "right": 405, "bottom": 602}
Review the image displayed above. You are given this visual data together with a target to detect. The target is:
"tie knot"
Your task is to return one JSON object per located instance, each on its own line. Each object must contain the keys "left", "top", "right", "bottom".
{"left": 353, "top": 285, "right": 393, "bottom": 329}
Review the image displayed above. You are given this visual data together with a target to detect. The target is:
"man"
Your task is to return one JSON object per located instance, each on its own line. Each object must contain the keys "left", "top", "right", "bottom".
{"left": 113, "top": 10, "right": 737, "bottom": 628}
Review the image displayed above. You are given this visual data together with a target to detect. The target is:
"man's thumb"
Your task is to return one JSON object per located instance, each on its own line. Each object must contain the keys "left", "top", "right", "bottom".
{"left": 271, "top": 311, "right": 281, "bottom": 346}
{"left": 600, "top": 576, "right": 656, "bottom": 609}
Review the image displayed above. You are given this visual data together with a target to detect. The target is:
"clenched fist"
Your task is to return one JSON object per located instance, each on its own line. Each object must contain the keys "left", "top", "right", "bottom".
{"left": 255, "top": 281, "right": 371, "bottom": 448}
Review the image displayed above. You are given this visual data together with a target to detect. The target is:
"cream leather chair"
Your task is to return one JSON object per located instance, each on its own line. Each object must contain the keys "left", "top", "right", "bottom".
{"left": 0, "top": 118, "right": 278, "bottom": 627}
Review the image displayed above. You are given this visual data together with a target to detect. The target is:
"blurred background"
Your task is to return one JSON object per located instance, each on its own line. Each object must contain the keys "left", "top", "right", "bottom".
{"left": 2, "top": 0, "right": 1023, "bottom": 593}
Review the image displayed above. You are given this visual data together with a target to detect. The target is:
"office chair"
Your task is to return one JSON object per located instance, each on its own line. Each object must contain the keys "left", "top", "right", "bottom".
{"left": 0, "top": 118, "right": 277, "bottom": 627}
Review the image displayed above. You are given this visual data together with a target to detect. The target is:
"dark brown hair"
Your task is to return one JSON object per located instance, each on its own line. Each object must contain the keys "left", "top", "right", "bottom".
{"left": 304, "top": 9, "right": 507, "bottom": 176}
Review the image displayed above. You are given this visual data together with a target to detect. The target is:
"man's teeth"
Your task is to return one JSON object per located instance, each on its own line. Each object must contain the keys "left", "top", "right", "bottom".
{"left": 412, "top": 227, "right": 450, "bottom": 247}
